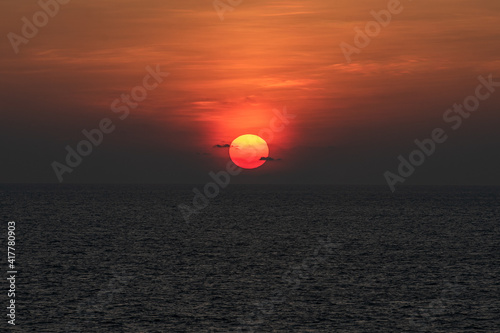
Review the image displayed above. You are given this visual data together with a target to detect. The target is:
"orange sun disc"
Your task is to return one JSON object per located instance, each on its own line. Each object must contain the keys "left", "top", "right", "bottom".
{"left": 229, "top": 134, "right": 269, "bottom": 169}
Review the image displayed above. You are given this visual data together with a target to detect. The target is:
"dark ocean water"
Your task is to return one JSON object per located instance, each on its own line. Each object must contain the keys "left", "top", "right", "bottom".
{"left": 1, "top": 184, "right": 499, "bottom": 332}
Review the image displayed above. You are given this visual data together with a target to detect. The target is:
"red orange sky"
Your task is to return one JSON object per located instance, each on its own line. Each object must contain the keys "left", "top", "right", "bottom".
{"left": 1, "top": 0, "right": 500, "bottom": 184}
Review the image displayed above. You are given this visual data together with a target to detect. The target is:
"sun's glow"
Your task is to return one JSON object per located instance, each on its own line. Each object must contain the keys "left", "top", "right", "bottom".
{"left": 229, "top": 134, "right": 269, "bottom": 169}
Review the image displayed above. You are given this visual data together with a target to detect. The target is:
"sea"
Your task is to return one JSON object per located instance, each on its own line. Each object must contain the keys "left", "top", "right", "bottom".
{"left": 1, "top": 184, "right": 499, "bottom": 332}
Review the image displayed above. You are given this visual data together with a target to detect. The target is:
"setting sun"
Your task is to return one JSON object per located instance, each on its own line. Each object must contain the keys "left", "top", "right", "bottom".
{"left": 229, "top": 134, "right": 269, "bottom": 169}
